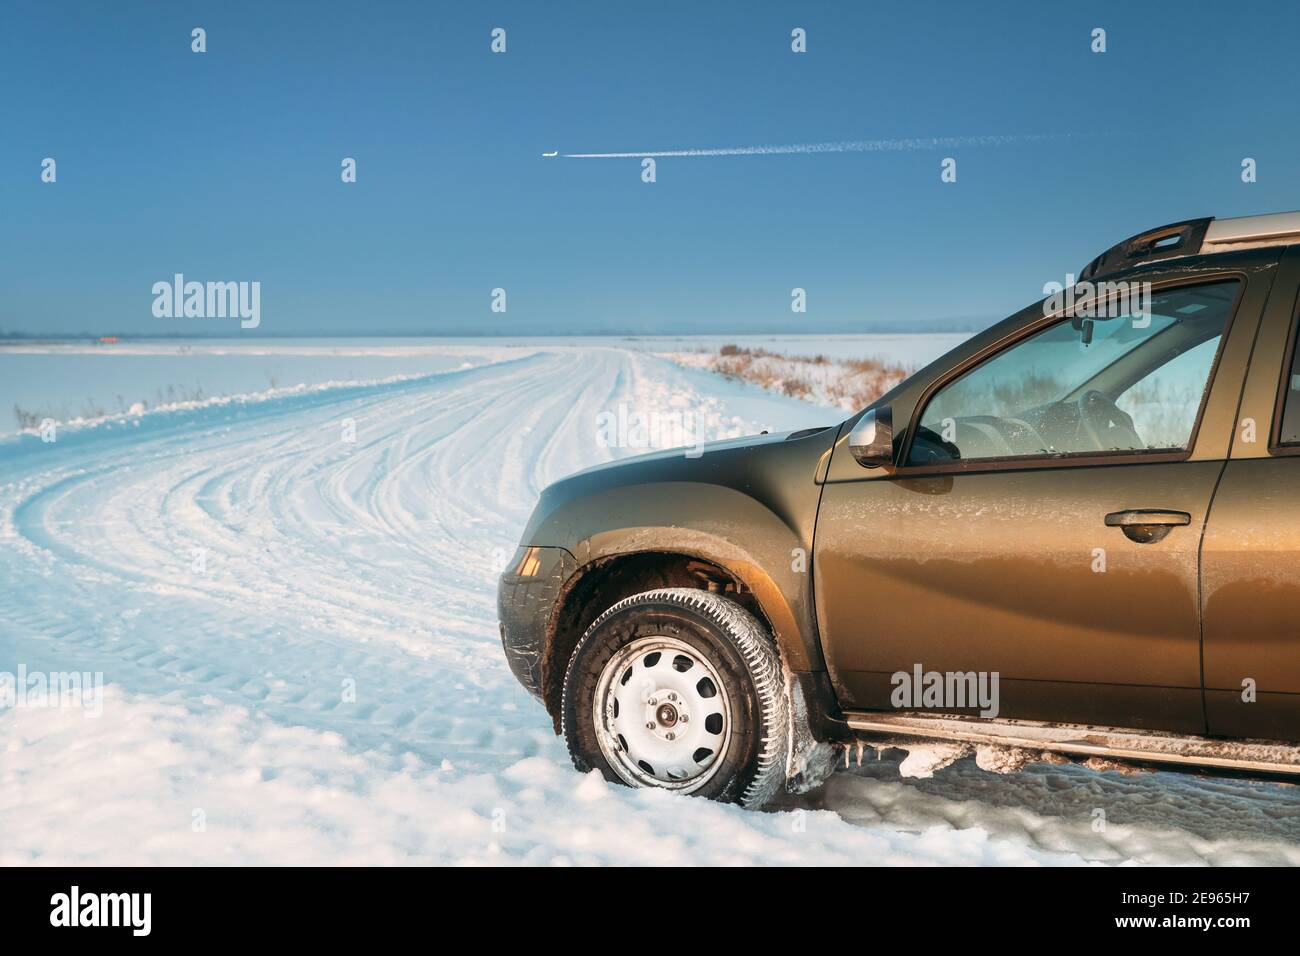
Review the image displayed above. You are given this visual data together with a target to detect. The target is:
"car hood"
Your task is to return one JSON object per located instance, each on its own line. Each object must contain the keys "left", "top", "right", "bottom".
{"left": 563, "top": 426, "right": 830, "bottom": 480}
{"left": 518, "top": 424, "right": 839, "bottom": 548}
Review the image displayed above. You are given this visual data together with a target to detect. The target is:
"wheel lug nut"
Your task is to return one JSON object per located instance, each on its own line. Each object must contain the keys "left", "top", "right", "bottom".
{"left": 646, "top": 721, "right": 655, "bottom": 730}
{"left": 680, "top": 714, "right": 689, "bottom": 723}
{"left": 666, "top": 732, "right": 676, "bottom": 741}
{"left": 668, "top": 693, "right": 677, "bottom": 701}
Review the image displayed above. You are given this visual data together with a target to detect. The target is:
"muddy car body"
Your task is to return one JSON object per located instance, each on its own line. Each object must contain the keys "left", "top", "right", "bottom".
{"left": 500, "top": 212, "right": 1300, "bottom": 805}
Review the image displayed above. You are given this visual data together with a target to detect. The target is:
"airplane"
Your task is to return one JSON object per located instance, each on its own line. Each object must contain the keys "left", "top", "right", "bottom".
{"left": 542, "top": 150, "right": 558, "bottom": 157}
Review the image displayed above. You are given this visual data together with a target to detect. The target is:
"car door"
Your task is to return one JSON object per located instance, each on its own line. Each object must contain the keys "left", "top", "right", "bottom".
{"left": 815, "top": 261, "right": 1275, "bottom": 733}
{"left": 1201, "top": 245, "right": 1300, "bottom": 741}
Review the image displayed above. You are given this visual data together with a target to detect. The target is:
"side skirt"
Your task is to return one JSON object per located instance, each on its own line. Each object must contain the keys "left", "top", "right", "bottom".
{"left": 843, "top": 711, "right": 1300, "bottom": 777}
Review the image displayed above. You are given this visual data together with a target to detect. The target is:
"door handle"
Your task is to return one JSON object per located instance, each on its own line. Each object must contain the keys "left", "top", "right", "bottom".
{"left": 1104, "top": 509, "right": 1191, "bottom": 544}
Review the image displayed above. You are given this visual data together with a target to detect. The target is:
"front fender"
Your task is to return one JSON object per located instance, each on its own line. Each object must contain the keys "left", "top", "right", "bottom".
{"left": 521, "top": 428, "right": 839, "bottom": 672}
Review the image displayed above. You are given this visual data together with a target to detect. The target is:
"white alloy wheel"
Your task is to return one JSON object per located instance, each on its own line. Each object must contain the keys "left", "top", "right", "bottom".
{"left": 561, "top": 587, "right": 793, "bottom": 808}
{"left": 592, "top": 634, "right": 733, "bottom": 792}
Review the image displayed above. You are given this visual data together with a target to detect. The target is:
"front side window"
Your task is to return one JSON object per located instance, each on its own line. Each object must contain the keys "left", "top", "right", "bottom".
{"left": 907, "top": 280, "right": 1239, "bottom": 466}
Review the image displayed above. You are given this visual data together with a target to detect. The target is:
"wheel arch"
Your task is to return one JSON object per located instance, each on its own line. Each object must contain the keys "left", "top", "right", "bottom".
{"left": 539, "top": 544, "right": 809, "bottom": 730}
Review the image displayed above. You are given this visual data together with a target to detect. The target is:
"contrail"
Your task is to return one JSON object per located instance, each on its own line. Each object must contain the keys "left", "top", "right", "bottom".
{"left": 560, "top": 133, "right": 1065, "bottom": 159}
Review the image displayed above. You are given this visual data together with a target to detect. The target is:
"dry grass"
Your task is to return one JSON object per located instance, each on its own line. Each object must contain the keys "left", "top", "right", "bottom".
{"left": 12, "top": 383, "right": 216, "bottom": 430}
{"left": 705, "top": 344, "right": 911, "bottom": 411}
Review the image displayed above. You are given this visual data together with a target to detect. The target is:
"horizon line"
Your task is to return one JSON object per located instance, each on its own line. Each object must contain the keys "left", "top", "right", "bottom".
{"left": 0, "top": 325, "right": 991, "bottom": 342}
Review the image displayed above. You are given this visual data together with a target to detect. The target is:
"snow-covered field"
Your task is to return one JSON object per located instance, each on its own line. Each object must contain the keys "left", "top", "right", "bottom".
{"left": 0, "top": 335, "right": 965, "bottom": 437}
{"left": 2, "top": 338, "right": 1298, "bottom": 866}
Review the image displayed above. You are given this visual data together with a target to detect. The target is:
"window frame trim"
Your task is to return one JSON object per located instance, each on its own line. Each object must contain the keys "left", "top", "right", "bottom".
{"left": 893, "top": 273, "right": 1249, "bottom": 478}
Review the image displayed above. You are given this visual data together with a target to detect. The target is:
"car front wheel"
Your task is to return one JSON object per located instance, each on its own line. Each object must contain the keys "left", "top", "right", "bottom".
{"left": 561, "top": 587, "right": 790, "bottom": 808}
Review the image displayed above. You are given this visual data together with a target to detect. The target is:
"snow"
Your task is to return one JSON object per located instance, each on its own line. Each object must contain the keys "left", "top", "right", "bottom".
{"left": 801, "top": 752, "right": 1300, "bottom": 867}
{"left": 1, "top": 339, "right": 1296, "bottom": 866}
{"left": 1, "top": 686, "right": 1086, "bottom": 866}
{"left": 0, "top": 341, "right": 525, "bottom": 438}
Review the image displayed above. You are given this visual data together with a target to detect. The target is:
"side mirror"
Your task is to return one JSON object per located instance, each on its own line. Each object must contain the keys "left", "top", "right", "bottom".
{"left": 848, "top": 406, "right": 894, "bottom": 468}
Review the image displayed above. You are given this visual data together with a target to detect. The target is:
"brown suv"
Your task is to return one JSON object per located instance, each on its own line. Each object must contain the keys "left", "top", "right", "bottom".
{"left": 499, "top": 212, "right": 1300, "bottom": 807}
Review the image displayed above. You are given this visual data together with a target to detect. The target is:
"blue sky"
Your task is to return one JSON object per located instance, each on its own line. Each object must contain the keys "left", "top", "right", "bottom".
{"left": 3, "top": 0, "right": 1300, "bottom": 336}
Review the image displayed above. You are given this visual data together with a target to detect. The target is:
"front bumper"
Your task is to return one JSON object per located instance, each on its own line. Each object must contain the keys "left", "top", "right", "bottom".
{"left": 497, "top": 545, "right": 577, "bottom": 699}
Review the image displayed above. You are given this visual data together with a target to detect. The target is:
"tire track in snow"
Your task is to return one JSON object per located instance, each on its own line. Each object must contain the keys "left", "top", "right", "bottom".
{"left": 0, "top": 349, "right": 774, "bottom": 768}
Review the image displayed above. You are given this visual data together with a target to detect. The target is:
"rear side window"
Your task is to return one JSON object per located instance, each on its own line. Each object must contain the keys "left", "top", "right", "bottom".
{"left": 1277, "top": 333, "right": 1300, "bottom": 445}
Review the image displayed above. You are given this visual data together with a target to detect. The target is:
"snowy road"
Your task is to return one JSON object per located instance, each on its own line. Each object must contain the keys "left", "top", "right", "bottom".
{"left": 2, "top": 346, "right": 1297, "bottom": 865}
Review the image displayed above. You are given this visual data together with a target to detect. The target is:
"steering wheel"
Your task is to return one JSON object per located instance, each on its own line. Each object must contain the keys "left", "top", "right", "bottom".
{"left": 1079, "top": 389, "right": 1143, "bottom": 451}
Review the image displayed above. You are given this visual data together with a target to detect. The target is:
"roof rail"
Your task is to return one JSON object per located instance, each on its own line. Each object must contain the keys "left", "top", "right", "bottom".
{"left": 1080, "top": 211, "right": 1300, "bottom": 280}
{"left": 1201, "top": 211, "right": 1300, "bottom": 249}
{"left": 1078, "top": 218, "right": 1213, "bottom": 280}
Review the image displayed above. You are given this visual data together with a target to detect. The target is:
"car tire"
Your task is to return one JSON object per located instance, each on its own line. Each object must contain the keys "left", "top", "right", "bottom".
{"left": 561, "top": 587, "right": 790, "bottom": 808}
